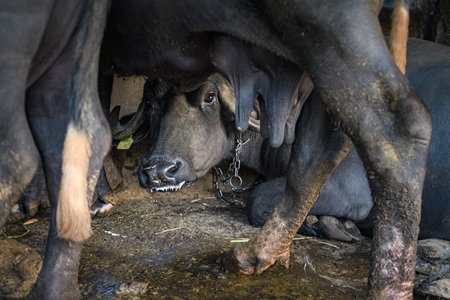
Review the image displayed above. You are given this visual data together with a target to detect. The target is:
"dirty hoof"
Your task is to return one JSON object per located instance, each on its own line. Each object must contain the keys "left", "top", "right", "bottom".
{"left": 220, "top": 242, "right": 290, "bottom": 275}
{"left": 414, "top": 239, "right": 450, "bottom": 298}
{"left": 317, "top": 216, "right": 362, "bottom": 242}
{"left": 299, "top": 216, "right": 362, "bottom": 242}
{"left": 7, "top": 166, "right": 49, "bottom": 225}
{"left": 7, "top": 204, "right": 30, "bottom": 225}
{"left": 7, "top": 198, "right": 49, "bottom": 225}
{"left": 220, "top": 249, "right": 247, "bottom": 274}
{"left": 415, "top": 276, "right": 450, "bottom": 299}
{"left": 416, "top": 239, "right": 450, "bottom": 275}
{"left": 90, "top": 197, "right": 115, "bottom": 217}
{"left": 0, "top": 238, "right": 42, "bottom": 299}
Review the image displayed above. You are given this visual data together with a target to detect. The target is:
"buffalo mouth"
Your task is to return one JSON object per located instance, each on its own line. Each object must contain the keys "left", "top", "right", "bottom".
{"left": 149, "top": 181, "right": 186, "bottom": 192}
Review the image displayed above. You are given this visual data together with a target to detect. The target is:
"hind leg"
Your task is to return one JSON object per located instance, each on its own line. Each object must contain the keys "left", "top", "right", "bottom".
{"left": 25, "top": 97, "right": 109, "bottom": 299}
{"left": 25, "top": 57, "right": 82, "bottom": 298}
{"left": 222, "top": 90, "right": 353, "bottom": 274}
{"left": 0, "top": 70, "right": 40, "bottom": 226}
{"left": 25, "top": 50, "right": 110, "bottom": 300}
{"left": 24, "top": 2, "right": 109, "bottom": 298}
{"left": 226, "top": 1, "right": 431, "bottom": 298}
{"left": 270, "top": 2, "right": 431, "bottom": 298}
{"left": 0, "top": 5, "right": 46, "bottom": 227}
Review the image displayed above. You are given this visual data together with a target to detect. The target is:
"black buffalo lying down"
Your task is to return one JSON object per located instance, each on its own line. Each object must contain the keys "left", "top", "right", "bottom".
{"left": 102, "top": 1, "right": 428, "bottom": 299}
{"left": 133, "top": 38, "right": 450, "bottom": 243}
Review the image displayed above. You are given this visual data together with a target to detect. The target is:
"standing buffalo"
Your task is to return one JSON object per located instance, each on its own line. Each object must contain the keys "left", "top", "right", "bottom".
{"left": 0, "top": 1, "right": 109, "bottom": 298}
{"left": 137, "top": 38, "right": 450, "bottom": 243}
{"left": 100, "top": 1, "right": 429, "bottom": 299}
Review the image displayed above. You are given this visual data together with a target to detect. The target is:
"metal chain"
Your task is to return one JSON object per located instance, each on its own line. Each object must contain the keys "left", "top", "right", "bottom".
{"left": 213, "top": 132, "right": 262, "bottom": 204}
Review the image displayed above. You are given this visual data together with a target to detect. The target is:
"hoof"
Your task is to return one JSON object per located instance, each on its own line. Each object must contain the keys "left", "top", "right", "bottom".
{"left": 7, "top": 165, "right": 49, "bottom": 225}
{"left": 300, "top": 216, "right": 362, "bottom": 242}
{"left": 415, "top": 239, "right": 450, "bottom": 298}
{"left": 219, "top": 239, "right": 290, "bottom": 275}
{"left": 415, "top": 277, "right": 450, "bottom": 299}
{"left": 220, "top": 249, "right": 245, "bottom": 274}
{"left": 318, "top": 216, "right": 362, "bottom": 242}
{"left": 90, "top": 197, "right": 115, "bottom": 217}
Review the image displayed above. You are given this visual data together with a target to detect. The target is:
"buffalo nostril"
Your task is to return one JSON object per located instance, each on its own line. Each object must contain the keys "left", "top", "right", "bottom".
{"left": 161, "top": 161, "right": 180, "bottom": 181}
{"left": 143, "top": 160, "right": 180, "bottom": 183}
{"left": 165, "top": 161, "right": 181, "bottom": 177}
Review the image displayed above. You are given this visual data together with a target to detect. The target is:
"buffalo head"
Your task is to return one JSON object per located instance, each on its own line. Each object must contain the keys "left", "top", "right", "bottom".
{"left": 138, "top": 74, "right": 259, "bottom": 192}
{"left": 133, "top": 71, "right": 312, "bottom": 193}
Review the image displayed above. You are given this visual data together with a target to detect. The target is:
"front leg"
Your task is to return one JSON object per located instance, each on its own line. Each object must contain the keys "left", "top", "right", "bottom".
{"left": 222, "top": 92, "right": 352, "bottom": 274}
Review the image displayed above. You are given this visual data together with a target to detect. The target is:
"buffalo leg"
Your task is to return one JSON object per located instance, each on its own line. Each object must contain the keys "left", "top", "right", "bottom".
{"left": 258, "top": 1, "right": 432, "bottom": 298}
{"left": 222, "top": 91, "right": 353, "bottom": 272}
{"left": 0, "top": 104, "right": 40, "bottom": 226}
{"left": 25, "top": 65, "right": 80, "bottom": 298}
{"left": 24, "top": 1, "right": 109, "bottom": 298}
{"left": 0, "top": 2, "right": 47, "bottom": 228}
{"left": 7, "top": 163, "right": 48, "bottom": 224}
{"left": 0, "top": 112, "right": 40, "bottom": 226}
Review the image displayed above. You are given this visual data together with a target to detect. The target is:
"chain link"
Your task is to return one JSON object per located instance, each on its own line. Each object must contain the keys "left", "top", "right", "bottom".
{"left": 213, "top": 132, "right": 262, "bottom": 204}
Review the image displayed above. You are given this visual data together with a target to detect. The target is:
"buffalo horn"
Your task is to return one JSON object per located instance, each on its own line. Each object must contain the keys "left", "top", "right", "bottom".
{"left": 109, "top": 98, "right": 148, "bottom": 140}
{"left": 109, "top": 79, "right": 171, "bottom": 140}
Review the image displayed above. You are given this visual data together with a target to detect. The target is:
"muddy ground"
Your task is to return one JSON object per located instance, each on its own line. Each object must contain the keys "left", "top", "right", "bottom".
{"left": 1, "top": 138, "right": 439, "bottom": 300}
{"left": 0, "top": 76, "right": 443, "bottom": 299}
{"left": 4, "top": 192, "right": 371, "bottom": 299}
{"left": 2, "top": 141, "right": 373, "bottom": 300}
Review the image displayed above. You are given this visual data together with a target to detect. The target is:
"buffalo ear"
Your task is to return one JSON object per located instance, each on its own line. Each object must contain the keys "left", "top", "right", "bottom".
{"left": 284, "top": 72, "right": 314, "bottom": 144}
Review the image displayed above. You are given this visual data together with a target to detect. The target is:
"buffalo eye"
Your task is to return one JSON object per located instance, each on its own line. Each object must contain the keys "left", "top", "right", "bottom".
{"left": 204, "top": 93, "right": 216, "bottom": 104}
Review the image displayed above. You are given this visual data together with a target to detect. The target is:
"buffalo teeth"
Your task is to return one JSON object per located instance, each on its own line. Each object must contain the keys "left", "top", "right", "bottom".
{"left": 151, "top": 181, "right": 186, "bottom": 192}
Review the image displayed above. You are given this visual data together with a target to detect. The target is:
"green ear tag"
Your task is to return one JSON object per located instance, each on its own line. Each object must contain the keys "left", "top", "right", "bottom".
{"left": 117, "top": 136, "right": 134, "bottom": 150}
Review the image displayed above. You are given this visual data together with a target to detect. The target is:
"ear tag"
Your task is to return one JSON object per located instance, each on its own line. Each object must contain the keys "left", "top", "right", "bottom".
{"left": 117, "top": 136, "right": 134, "bottom": 150}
